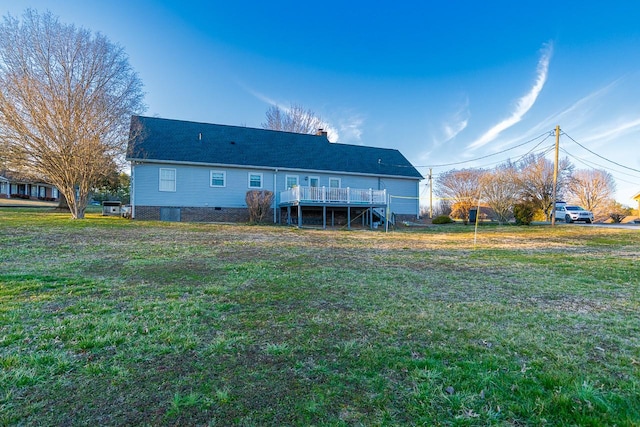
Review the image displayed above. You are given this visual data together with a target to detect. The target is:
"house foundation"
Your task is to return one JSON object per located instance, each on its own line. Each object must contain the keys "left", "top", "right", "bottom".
{"left": 134, "top": 206, "right": 256, "bottom": 223}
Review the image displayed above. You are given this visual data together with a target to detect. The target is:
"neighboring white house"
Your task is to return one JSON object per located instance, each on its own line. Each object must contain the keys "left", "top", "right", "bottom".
{"left": 0, "top": 170, "right": 59, "bottom": 201}
{"left": 126, "top": 116, "right": 423, "bottom": 227}
{"left": 0, "top": 174, "right": 8, "bottom": 198}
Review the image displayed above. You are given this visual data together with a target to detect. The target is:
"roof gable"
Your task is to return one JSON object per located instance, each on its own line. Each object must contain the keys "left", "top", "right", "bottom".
{"left": 127, "top": 116, "right": 423, "bottom": 179}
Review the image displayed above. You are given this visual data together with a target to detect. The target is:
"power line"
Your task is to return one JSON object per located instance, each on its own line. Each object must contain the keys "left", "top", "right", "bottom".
{"left": 560, "top": 147, "right": 640, "bottom": 186}
{"left": 517, "top": 134, "right": 555, "bottom": 159}
{"left": 412, "top": 130, "right": 555, "bottom": 169}
{"left": 560, "top": 147, "right": 640, "bottom": 179}
{"left": 561, "top": 131, "right": 640, "bottom": 173}
{"left": 415, "top": 142, "right": 557, "bottom": 179}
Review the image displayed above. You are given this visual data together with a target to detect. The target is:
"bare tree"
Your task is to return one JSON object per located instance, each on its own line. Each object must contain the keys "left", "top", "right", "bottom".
{"left": 514, "top": 153, "right": 573, "bottom": 221}
{"left": 481, "top": 162, "right": 519, "bottom": 224}
{"left": 245, "top": 190, "right": 273, "bottom": 223}
{"left": 567, "top": 169, "right": 616, "bottom": 220}
{"left": 262, "top": 103, "right": 325, "bottom": 135}
{"left": 0, "top": 10, "right": 144, "bottom": 218}
{"left": 435, "top": 168, "right": 484, "bottom": 224}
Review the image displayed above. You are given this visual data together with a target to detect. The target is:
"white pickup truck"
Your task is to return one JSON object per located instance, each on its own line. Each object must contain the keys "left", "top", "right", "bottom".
{"left": 555, "top": 203, "right": 594, "bottom": 223}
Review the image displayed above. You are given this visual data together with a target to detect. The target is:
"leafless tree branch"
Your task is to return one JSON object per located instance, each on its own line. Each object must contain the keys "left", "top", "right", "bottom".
{"left": 0, "top": 9, "right": 145, "bottom": 218}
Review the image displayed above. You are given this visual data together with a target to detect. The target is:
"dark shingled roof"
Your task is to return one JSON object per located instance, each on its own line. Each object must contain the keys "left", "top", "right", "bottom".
{"left": 127, "top": 116, "right": 423, "bottom": 179}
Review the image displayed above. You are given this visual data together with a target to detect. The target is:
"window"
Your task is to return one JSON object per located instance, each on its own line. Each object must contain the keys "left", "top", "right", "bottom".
{"left": 210, "top": 170, "right": 226, "bottom": 187}
{"left": 286, "top": 175, "right": 298, "bottom": 189}
{"left": 308, "top": 176, "right": 320, "bottom": 187}
{"left": 159, "top": 168, "right": 176, "bottom": 192}
{"left": 248, "top": 173, "right": 263, "bottom": 189}
{"left": 329, "top": 177, "right": 341, "bottom": 188}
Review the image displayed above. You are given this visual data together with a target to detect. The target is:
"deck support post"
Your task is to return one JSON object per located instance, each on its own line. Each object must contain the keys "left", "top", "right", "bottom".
{"left": 369, "top": 208, "right": 373, "bottom": 229}
{"left": 348, "top": 206, "right": 351, "bottom": 230}
{"left": 297, "top": 204, "right": 302, "bottom": 228}
{"left": 323, "top": 206, "right": 326, "bottom": 229}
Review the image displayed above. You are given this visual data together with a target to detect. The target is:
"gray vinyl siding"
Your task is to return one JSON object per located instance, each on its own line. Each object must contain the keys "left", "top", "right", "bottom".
{"left": 132, "top": 163, "right": 420, "bottom": 215}
{"left": 133, "top": 164, "right": 275, "bottom": 208}
{"left": 382, "top": 179, "right": 420, "bottom": 218}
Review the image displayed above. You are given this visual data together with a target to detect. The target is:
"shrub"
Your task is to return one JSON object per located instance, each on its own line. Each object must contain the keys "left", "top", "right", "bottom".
{"left": 609, "top": 213, "right": 626, "bottom": 223}
{"left": 245, "top": 190, "right": 274, "bottom": 223}
{"left": 432, "top": 215, "right": 453, "bottom": 224}
{"left": 513, "top": 202, "right": 535, "bottom": 225}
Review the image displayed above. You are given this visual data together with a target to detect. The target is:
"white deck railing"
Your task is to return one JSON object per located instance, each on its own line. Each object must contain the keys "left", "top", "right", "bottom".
{"left": 280, "top": 186, "right": 387, "bottom": 205}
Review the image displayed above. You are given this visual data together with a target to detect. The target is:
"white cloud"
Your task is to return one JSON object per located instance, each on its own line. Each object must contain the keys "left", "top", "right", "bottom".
{"left": 554, "top": 78, "right": 620, "bottom": 122}
{"left": 236, "top": 81, "right": 279, "bottom": 106}
{"left": 441, "top": 97, "right": 470, "bottom": 143}
{"left": 468, "top": 42, "right": 553, "bottom": 149}
{"left": 238, "top": 81, "right": 342, "bottom": 141}
{"left": 322, "top": 121, "right": 340, "bottom": 142}
{"left": 580, "top": 117, "right": 640, "bottom": 144}
{"left": 336, "top": 114, "right": 364, "bottom": 144}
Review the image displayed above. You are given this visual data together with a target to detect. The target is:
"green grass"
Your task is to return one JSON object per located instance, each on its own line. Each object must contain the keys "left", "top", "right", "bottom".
{"left": 1, "top": 208, "right": 639, "bottom": 425}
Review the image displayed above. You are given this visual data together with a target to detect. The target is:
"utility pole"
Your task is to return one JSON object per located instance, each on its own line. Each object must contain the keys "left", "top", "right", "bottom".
{"left": 551, "top": 125, "right": 560, "bottom": 226}
{"left": 429, "top": 168, "right": 433, "bottom": 219}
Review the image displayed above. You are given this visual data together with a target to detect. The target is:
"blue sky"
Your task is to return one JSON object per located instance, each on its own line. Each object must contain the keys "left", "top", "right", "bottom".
{"left": 5, "top": 1, "right": 640, "bottom": 206}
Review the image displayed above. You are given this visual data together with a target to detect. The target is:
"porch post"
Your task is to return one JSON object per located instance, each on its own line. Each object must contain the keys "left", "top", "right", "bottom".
{"left": 323, "top": 206, "right": 326, "bottom": 229}
{"left": 369, "top": 208, "right": 373, "bottom": 229}
{"left": 348, "top": 206, "right": 351, "bottom": 230}
{"left": 297, "top": 204, "right": 302, "bottom": 228}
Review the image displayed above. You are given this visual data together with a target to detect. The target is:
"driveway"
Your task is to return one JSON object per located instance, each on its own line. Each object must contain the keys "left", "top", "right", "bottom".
{"left": 579, "top": 223, "right": 639, "bottom": 230}
{"left": 0, "top": 198, "right": 58, "bottom": 208}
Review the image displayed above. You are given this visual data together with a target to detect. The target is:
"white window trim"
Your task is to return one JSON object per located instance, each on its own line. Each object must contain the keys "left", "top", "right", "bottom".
{"left": 286, "top": 175, "right": 299, "bottom": 189}
{"left": 329, "top": 177, "right": 341, "bottom": 188}
{"left": 248, "top": 172, "right": 263, "bottom": 189}
{"left": 308, "top": 176, "right": 320, "bottom": 187}
{"left": 159, "top": 168, "right": 177, "bottom": 192}
{"left": 210, "top": 170, "right": 226, "bottom": 188}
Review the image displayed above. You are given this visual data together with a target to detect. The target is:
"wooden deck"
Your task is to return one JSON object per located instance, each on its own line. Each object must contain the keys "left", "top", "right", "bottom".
{"left": 279, "top": 186, "right": 386, "bottom": 206}
{"left": 279, "top": 187, "right": 388, "bottom": 229}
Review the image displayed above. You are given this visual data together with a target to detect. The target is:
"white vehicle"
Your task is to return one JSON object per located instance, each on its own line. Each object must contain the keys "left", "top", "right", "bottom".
{"left": 555, "top": 203, "right": 594, "bottom": 223}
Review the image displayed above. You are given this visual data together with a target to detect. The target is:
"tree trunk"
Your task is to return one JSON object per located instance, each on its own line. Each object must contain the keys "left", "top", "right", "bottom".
{"left": 55, "top": 193, "right": 71, "bottom": 212}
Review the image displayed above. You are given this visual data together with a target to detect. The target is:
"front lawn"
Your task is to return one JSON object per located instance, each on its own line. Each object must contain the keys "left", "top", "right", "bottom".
{"left": 1, "top": 209, "right": 638, "bottom": 425}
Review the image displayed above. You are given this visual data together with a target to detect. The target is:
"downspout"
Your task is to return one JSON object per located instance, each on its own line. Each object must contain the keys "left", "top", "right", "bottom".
{"left": 416, "top": 180, "right": 420, "bottom": 219}
{"left": 273, "top": 169, "right": 278, "bottom": 224}
{"left": 130, "top": 163, "right": 135, "bottom": 219}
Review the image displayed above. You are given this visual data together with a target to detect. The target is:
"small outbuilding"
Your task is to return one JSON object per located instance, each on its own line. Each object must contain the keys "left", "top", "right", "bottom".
{"left": 102, "top": 201, "right": 121, "bottom": 216}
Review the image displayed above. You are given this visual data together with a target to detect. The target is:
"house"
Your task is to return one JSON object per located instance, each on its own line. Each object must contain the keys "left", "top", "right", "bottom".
{"left": 0, "top": 174, "right": 7, "bottom": 198}
{"left": 126, "top": 116, "right": 423, "bottom": 227}
{"left": 0, "top": 170, "right": 59, "bottom": 201}
{"left": 634, "top": 191, "right": 640, "bottom": 214}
